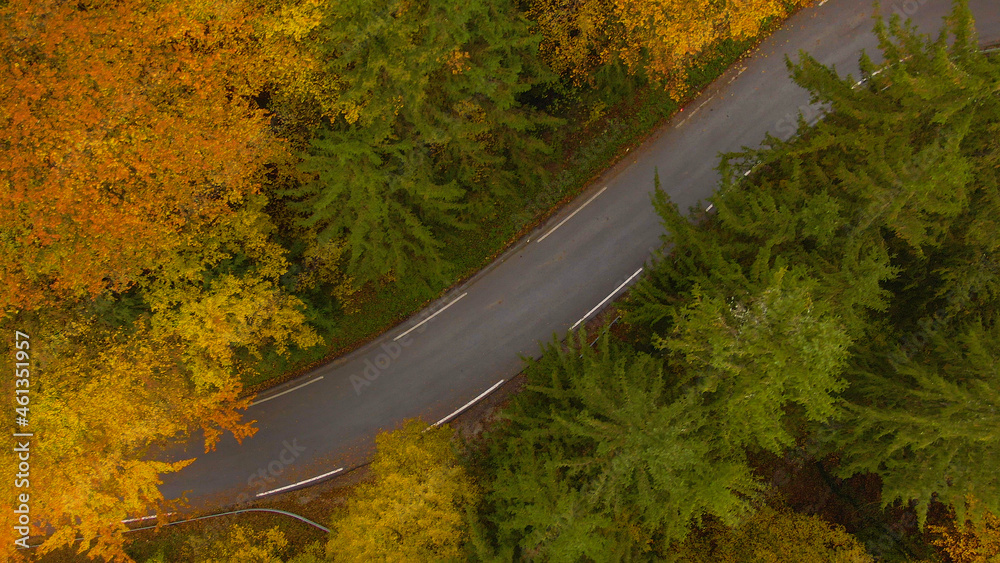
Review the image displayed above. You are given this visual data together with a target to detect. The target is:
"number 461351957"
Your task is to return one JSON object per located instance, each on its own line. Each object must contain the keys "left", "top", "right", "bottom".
{"left": 14, "top": 331, "right": 30, "bottom": 414}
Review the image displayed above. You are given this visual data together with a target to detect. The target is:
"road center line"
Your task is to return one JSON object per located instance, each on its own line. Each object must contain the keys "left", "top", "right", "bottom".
{"left": 536, "top": 186, "right": 609, "bottom": 243}
{"left": 250, "top": 376, "right": 325, "bottom": 407}
{"left": 678, "top": 105, "right": 703, "bottom": 127}
{"left": 431, "top": 379, "right": 506, "bottom": 428}
{"left": 570, "top": 267, "right": 644, "bottom": 330}
{"left": 122, "top": 512, "right": 175, "bottom": 524}
{"left": 394, "top": 292, "right": 468, "bottom": 341}
{"left": 256, "top": 467, "right": 344, "bottom": 497}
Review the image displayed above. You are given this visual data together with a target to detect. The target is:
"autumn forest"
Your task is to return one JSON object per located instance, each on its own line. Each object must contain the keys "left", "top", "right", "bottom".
{"left": 2, "top": 0, "right": 1000, "bottom": 561}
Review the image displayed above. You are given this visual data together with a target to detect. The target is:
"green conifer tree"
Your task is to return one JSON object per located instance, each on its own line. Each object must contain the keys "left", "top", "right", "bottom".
{"left": 627, "top": 0, "right": 1000, "bottom": 528}
{"left": 475, "top": 331, "right": 759, "bottom": 560}
{"left": 285, "top": 0, "right": 556, "bottom": 284}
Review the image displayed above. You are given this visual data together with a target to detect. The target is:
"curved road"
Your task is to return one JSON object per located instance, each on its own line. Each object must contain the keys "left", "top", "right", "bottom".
{"left": 159, "top": 0, "right": 1000, "bottom": 509}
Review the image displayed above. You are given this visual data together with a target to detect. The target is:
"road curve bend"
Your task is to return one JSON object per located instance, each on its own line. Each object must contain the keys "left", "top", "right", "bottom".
{"left": 158, "top": 0, "right": 1000, "bottom": 509}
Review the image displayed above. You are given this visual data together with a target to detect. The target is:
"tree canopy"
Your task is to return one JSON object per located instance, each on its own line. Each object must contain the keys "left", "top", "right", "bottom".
{"left": 8, "top": 0, "right": 995, "bottom": 559}
{"left": 625, "top": 0, "right": 1000, "bottom": 525}
{"left": 284, "top": 0, "right": 556, "bottom": 285}
{"left": 327, "top": 419, "right": 477, "bottom": 561}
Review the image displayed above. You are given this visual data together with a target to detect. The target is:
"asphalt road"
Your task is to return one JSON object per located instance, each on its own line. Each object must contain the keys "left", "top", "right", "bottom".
{"left": 158, "top": 0, "right": 1000, "bottom": 509}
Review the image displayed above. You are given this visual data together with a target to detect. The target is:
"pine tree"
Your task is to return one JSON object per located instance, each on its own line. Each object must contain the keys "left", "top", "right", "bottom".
{"left": 783, "top": 0, "right": 1000, "bottom": 524}
{"left": 475, "top": 330, "right": 760, "bottom": 560}
{"left": 839, "top": 320, "right": 1000, "bottom": 524}
{"left": 294, "top": 130, "right": 465, "bottom": 284}
{"left": 625, "top": 0, "right": 1000, "bottom": 530}
{"left": 659, "top": 269, "right": 852, "bottom": 455}
{"left": 285, "top": 0, "right": 556, "bottom": 285}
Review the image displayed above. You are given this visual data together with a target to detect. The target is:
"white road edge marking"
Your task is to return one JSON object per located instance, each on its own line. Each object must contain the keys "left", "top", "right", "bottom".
{"left": 678, "top": 105, "right": 703, "bottom": 127}
{"left": 256, "top": 467, "right": 344, "bottom": 497}
{"left": 431, "top": 379, "right": 506, "bottom": 428}
{"left": 536, "top": 186, "right": 609, "bottom": 243}
{"left": 394, "top": 292, "right": 468, "bottom": 342}
{"left": 122, "top": 513, "right": 175, "bottom": 524}
{"left": 250, "top": 376, "right": 324, "bottom": 407}
{"left": 570, "top": 267, "right": 644, "bottom": 331}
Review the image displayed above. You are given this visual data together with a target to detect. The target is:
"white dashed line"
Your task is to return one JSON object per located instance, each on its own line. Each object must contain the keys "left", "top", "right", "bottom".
{"left": 570, "top": 268, "right": 644, "bottom": 330}
{"left": 393, "top": 293, "right": 468, "bottom": 342}
{"left": 431, "top": 379, "right": 506, "bottom": 428}
{"left": 250, "top": 377, "right": 324, "bottom": 407}
{"left": 122, "top": 513, "right": 175, "bottom": 524}
{"left": 256, "top": 467, "right": 344, "bottom": 497}
{"left": 537, "top": 186, "right": 609, "bottom": 243}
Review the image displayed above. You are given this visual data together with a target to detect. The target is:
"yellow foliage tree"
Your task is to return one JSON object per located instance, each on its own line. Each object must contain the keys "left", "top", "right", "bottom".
{"left": 140, "top": 195, "right": 323, "bottom": 421}
{"left": 525, "top": 0, "right": 617, "bottom": 82}
{"left": 0, "top": 318, "right": 243, "bottom": 562}
{"left": 674, "top": 505, "right": 874, "bottom": 563}
{"left": 187, "top": 525, "right": 289, "bottom": 563}
{"left": 0, "top": 192, "right": 320, "bottom": 563}
{"left": 295, "top": 237, "right": 359, "bottom": 313}
{"left": 247, "top": 0, "right": 345, "bottom": 137}
{"left": 326, "top": 420, "right": 477, "bottom": 561}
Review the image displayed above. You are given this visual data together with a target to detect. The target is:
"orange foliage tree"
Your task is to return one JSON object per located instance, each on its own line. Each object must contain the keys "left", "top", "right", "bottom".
{"left": 0, "top": 1, "right": 325, "bottom": 560}
{"left": 929, "top": 499, "right": 1000, "bottom": 563}
{"left": 0, "top": 0, "right": 279, "bottom": 311}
